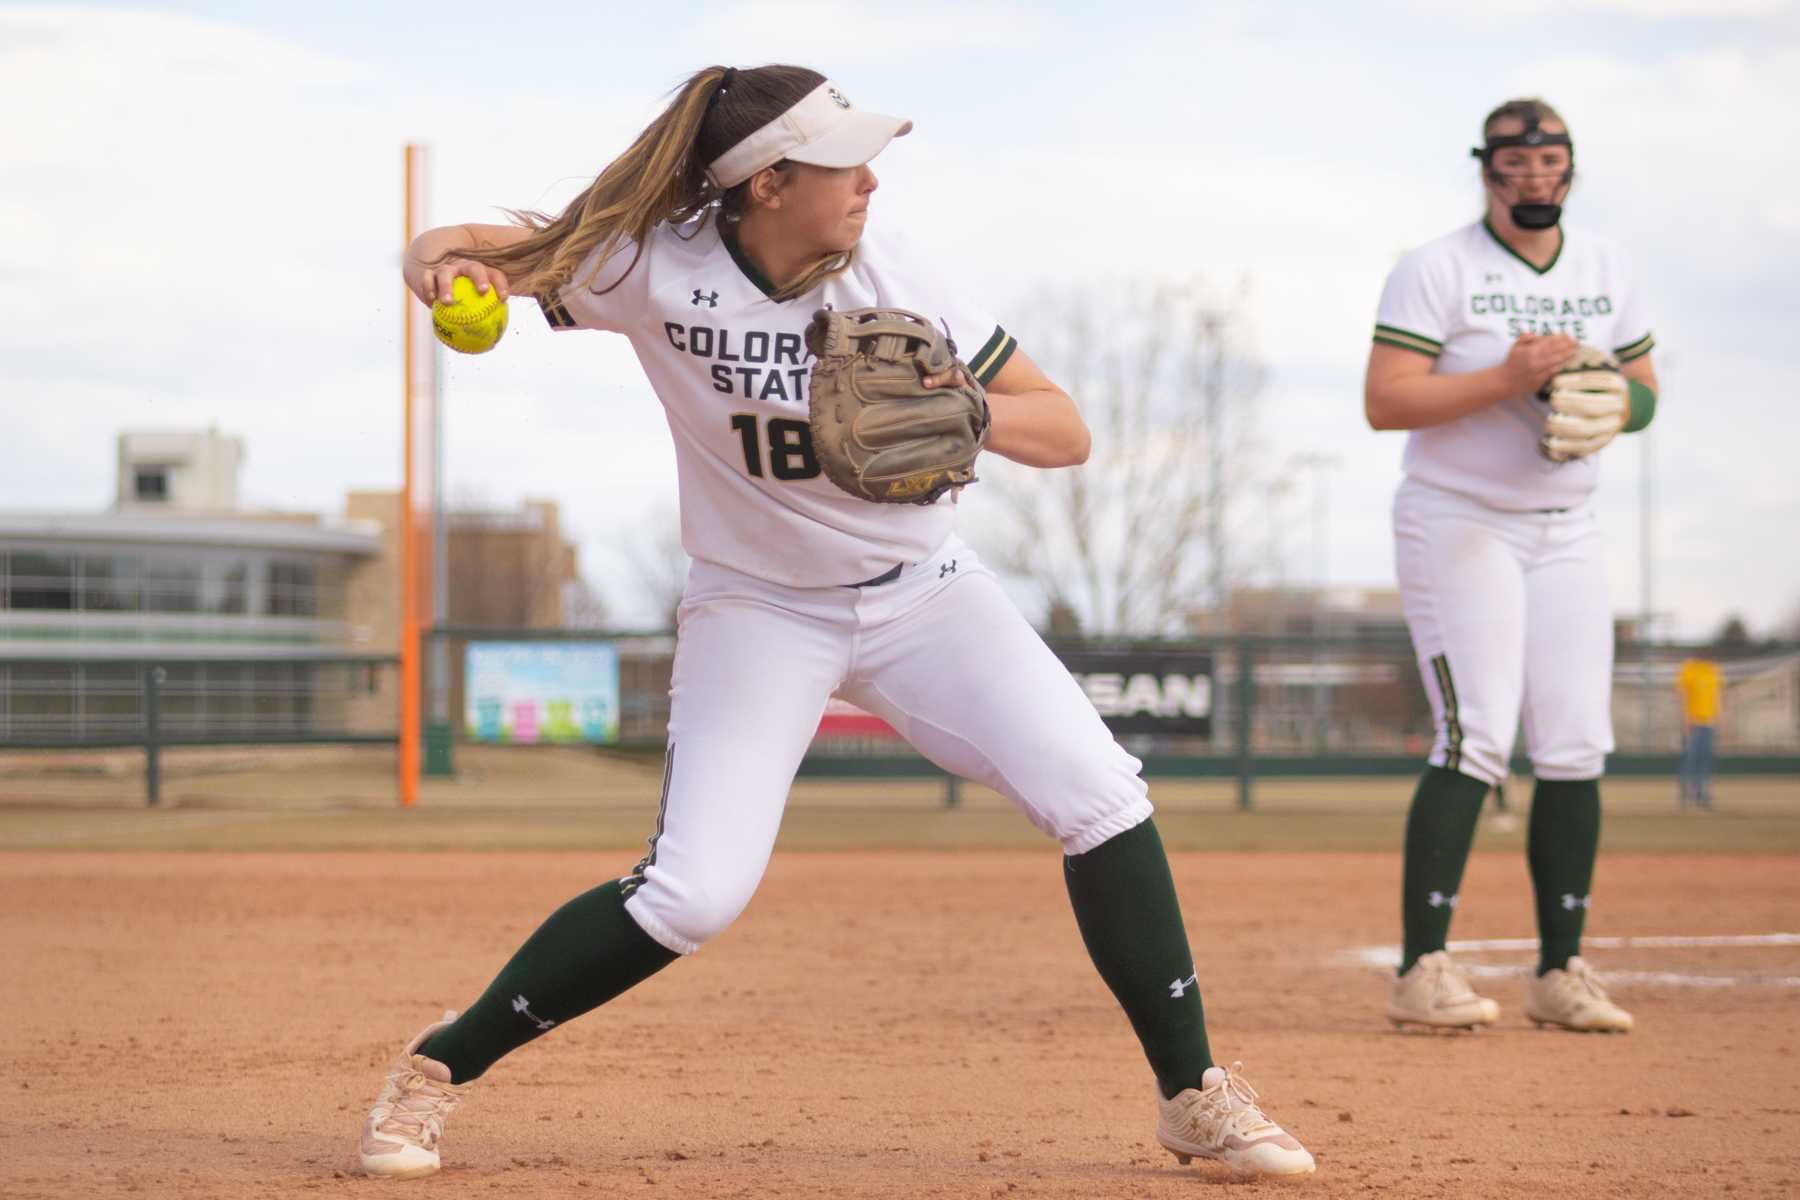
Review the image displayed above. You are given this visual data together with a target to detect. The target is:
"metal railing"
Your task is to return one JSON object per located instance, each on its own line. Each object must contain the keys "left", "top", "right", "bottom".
{"left": 6, "top": 634, "right": 1793, "bottom": 809}
{"left": 0, "top": 655, "right": 400, "bottom": 805}
{"left": 437, "top": 628, "right": 1800, "bottom": 810}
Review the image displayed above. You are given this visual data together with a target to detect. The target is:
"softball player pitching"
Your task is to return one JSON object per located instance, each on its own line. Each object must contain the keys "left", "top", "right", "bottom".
{"left": 1366, "top": 98, "right": 1658, "bottom": 1034}
{"left": 361, "top": 65, "right": 1314, "bottom": 1179}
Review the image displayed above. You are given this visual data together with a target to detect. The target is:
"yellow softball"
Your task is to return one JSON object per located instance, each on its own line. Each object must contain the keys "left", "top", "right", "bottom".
{"left": 431, "top": 275, "right": 509, "bottom": 355}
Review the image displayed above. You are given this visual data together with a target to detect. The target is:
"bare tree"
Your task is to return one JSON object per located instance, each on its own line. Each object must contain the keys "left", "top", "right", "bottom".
{"left": 561, "top": 577, "right": 609, "bottom": 629}
{"left": 1713, "top": 612, "right": 1753, "bottom": 651}
{"left": 968, "top": 278, "right": 1268, "bottom": 637}
{"left": 609, "top": 504, "right": 689, "bottom": 631}
{"left": 443, "top": 486, "right": 589, "bottom": 629}
{"left": 1780, "top": 599, "right": 1800, "bottom": 643}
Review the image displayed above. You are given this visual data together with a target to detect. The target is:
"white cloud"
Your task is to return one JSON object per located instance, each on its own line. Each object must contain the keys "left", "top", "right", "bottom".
{"left": 1395, "top": 0, "right": 1792, "bottom": 24}
{"left": 696, "top": 0, "right": 1052, "bottom": 59}
{"left": 3, "top": 3, "right": 1797, "bottom": 637}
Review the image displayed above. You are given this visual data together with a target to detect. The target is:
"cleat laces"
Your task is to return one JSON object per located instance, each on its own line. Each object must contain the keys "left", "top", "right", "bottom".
{"left": 1560, "top": 961, "right": 1614, "bottom": 1007}
{"left": 372, "top": 1058, "right": 466, "bottom": 1151}
{"left": 1423, "top": 953, "right": 1479, "bottom": 1005}
{"left": 1196, "top": 1063, "right": 1281, "bottom": 1141}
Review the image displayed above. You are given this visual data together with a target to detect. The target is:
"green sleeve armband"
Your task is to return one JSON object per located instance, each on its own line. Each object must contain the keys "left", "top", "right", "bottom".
{"left": 1623, "top": 379, "right": 1657, "bottom": 433}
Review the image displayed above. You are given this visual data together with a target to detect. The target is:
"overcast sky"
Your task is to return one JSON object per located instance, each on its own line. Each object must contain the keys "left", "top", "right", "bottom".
{"left": 4, "top": 1, "right": 1797, "bottom": 637}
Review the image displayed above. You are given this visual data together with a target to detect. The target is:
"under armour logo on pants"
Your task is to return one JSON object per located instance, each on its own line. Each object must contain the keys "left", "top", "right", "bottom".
{"left": 1427, "top": 891, "right": 1458, "bottom": 909}
{"left": 1168, "top": 972, "right": 1199, "bottom": 999}
{"left": 1561, "top": 893, "right": 1591, "bottom": 911}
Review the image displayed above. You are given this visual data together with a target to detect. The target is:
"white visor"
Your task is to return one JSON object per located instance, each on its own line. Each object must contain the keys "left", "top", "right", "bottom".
{"left": 705, "top": 80, "right": 912, "bottom": 189}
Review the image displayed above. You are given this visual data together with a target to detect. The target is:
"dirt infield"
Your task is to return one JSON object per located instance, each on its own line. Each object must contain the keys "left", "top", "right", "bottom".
{"left": 4, "top": 848, "right": 1797, "bottom": 1199}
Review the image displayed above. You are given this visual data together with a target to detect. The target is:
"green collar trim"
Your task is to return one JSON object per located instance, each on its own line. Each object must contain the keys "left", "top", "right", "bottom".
{"left": 722, "top": 227, "right": 781, "bottom": 300}
{"left": 1482, "top": 218, "right": 1564, "bottom": 276}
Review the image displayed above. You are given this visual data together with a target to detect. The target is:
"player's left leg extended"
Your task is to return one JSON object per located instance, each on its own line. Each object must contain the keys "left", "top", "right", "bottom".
{"left": 360, "top": 574, "right": 850, "bottom": 1176}
{"left": 842, "top": 540, "right": 1312, "bottom": 1177}
{"left": 1519, "top": 510, "right": 1631, "bottom": 1032}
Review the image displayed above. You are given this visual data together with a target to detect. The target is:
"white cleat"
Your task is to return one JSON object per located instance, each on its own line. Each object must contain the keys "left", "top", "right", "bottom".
{"left": 1156, "top": 1062, "right": 1316, "bottom": 1178}
{"left": 1526, "top": 957, "right": 1634, "bottom": 1033}
{"left": 1387, "top": 950, "right": 1501, "bottom": 1030}
{"left": 359, "top": 1011, "right": 468, "bottom": 1178}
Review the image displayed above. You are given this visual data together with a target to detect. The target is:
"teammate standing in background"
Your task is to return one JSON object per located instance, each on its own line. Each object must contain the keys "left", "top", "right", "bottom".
{"left": 1675, "top": 654, "right": 1722, "bottom": 810}
{"left": 357, "top": 65, "right": 1314, "bottom": 1180}
{"left": 1365, "top": 98, "right": 1659, "bottom": 1034}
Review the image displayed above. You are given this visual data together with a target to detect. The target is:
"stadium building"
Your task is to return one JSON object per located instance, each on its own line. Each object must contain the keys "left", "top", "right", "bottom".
{"left": 0, "top": 429, "right": 584, "bottom": 747}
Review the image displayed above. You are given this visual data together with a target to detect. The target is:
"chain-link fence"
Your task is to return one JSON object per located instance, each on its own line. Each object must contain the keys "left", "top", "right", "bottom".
{"left": 5, "top": 636, "right": 1793, "bottom": 807}
{"left": 0, "top": 656, "right": 399, "bottom": 748}
{"left": 437, "top": 629, "right": 1800, "bottom": 777}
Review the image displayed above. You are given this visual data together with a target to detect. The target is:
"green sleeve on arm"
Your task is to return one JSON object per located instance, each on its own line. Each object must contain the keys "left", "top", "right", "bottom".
{"left": 1623, "top": 378, "right": 1657, "bottom": 433}
{"left": 967, "top": 327, "right": 1017, "bottom": 386}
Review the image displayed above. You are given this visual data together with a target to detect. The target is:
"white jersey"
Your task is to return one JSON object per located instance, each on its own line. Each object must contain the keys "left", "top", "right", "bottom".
{"left": 1372, "top": 220, "right": 1654, "bottom": 511}
{"left": 537, "top": 220, "right": 1016, "bottom": 587}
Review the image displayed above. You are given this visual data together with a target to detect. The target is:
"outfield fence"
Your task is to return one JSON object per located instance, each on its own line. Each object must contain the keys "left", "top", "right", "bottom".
{"left": 434, "top": 628, "right": 1800, "bottom": 811}
{"left": 0, "top": 655, "right": 399, "bottom": 804}
{"left": 3, "top": 635, "right": 1795, "bottom": 808}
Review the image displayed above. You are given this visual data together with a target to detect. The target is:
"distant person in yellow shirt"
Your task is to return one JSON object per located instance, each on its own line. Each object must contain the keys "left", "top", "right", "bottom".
{"left": 1674, "top": 656, "right": 1723, "bottom": 810}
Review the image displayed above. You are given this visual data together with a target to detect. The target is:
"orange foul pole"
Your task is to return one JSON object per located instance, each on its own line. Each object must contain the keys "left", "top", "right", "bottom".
{"left": 399, "top": 144, "right": 426, "bottom": 807}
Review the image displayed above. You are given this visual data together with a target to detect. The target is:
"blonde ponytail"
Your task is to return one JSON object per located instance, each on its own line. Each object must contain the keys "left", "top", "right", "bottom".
{"left": 449, "top": 65, "right": 847, "bottom": 302}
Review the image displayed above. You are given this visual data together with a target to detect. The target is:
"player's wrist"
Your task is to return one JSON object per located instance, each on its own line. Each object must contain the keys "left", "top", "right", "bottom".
{"left": 408, "top": 225, "right": 477, "bottom": 267}
{"left": 1490, "top": 362, "right": 1536, "bottom": 403}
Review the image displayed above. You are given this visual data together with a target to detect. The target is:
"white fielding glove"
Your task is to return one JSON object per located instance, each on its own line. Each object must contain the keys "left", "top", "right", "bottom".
{"left": 1539, "top": 345, "right": 1627, "bottom": 462}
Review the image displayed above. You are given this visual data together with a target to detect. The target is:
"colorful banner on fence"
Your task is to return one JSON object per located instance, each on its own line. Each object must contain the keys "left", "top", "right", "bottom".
{"left": 464, "top": 642, "right": 620, "bottom": 745}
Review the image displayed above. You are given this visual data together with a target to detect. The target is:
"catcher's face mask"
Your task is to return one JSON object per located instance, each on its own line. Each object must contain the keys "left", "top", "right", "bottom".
{"left": 705, "top": 81, "right": 912, "bottom": 189}
{"left": 1471, "top": 112, "right": 1573, "bottom": 231}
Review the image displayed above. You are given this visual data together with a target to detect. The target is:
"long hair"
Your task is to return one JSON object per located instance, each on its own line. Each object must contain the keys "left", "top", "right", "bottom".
{"left": 448, "top": 65, "right": 845, "bottom": 301}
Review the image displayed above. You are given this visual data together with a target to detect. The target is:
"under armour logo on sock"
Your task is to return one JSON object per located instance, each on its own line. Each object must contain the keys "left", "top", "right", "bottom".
{"left": 691, "top": 289, "right": 719, "bottom": 307}
{"left": 1168, "top": 972, "right": 1199, "bottom": 999}
{"left": 1561, "top": 893, "right": 1591, "bottom": 911}
{"left": 512, "top": 994, "right": 556, "bottom": 1031}
{"left": 1427, "top": 891, "right": 1458, "bottom": 909}
{"left": 939, "top": 559, "right": 957, "bottom": 578}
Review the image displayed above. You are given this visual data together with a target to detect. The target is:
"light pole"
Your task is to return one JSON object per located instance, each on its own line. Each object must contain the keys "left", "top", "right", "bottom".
{"left": 1639, "top": 352, "right": 1670, "bottom": 754}
{"left": 1293, "top": 452, "right": 1341, "bottom": 751}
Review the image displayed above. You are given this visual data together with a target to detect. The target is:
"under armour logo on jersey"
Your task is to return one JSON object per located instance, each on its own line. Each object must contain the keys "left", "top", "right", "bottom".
{"left": 691, "top": 289, "right": 719, "bottom": 308}
{"left": 939, "top": 559, "right": 957, "bottom": 578}
{"left": 1168, "top": 972, "right": 1199, "bottom": 999}
{"left": 1427, "top": 891, "right": 1458, "bottom": 909}
{"left": 1485, "top": 272, "right": 1504, "bottom": 285}
{"left": 1561, "top": 893, "right": 1591, "bottom": 911}
{"left": 828, "top": 87, "right": 851, "bottom": 109}
{"left": 512, "top": 994, "right": 556, "bottom": 1031}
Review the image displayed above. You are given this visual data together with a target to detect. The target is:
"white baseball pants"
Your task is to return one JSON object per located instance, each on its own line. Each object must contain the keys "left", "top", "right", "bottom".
{"left": 621, "top": 534, "right": 1152, "bottom": 955}
{"left": 1393, "top": 478, "right": 1615, "bottom": 787}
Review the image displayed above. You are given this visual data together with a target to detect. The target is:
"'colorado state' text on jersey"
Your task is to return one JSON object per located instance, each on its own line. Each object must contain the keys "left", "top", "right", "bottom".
{"left": 1372, "top": 220, "right": 1654, "bottom": 511}
{"left": 537, "top": 221, "right": 1016, "bottom": 587}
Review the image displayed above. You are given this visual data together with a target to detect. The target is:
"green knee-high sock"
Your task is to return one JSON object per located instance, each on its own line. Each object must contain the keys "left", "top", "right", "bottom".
{"left": 1399, "top": 766, "right": 1489, "bottom": 976}
{"left": 1063, "top": 818, "right": 1211, "bottom": 1100}
{"left": 417, "top": 879, "right": 678, "bottom": 1083}
{"left": 1528, "top": 778, "right": 1601, "bottom": 975}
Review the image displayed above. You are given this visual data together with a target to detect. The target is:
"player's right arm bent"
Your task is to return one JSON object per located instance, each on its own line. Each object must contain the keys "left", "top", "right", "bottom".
{"left": 1364, "top": 332, "right": 1575, "bottom": 430}
{"left": 979, "top": 348, "right": 1090, "bottom": 467}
